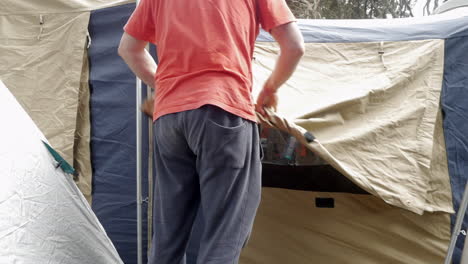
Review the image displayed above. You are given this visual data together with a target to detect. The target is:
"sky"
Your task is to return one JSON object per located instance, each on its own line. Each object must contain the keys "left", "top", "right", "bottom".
{"left": 413, "top": 0, "right": 433, "bottom": 17}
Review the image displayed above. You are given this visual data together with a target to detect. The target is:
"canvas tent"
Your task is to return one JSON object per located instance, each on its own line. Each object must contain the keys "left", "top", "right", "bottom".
{"left": 1, "top": 1, "right": 468, "bottom": 263}
{"left": 0, "top": 81, "right": 123, "bottom": 263}
{"left": 434, "top": 0, "right": 468, "bottom": 14}
{"left": 247, "top": 13, "right": 468, "bottom": 264}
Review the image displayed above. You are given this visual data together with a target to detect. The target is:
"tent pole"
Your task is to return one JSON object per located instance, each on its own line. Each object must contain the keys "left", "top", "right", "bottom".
{"left": 147, "top": 87, "right": 154, "bottom": 255}
{"left": 445, "top": 182, "right": 468, "bottom": 264}
{"left": 135, "top": 2, "right": 144, "bottom": 264}
{"left": 136, "top": 75, "right": 143, "bottom": 264}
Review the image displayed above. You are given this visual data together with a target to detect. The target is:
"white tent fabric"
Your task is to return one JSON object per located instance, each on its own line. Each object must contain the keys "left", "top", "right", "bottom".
{"left": 0, "top": 81, "right": 123, "bottom": 264}
{"left": 436, "top": 6, "right": 468, "bottom": 15}
{"left": 434, "top": 0, "right": 468, "bottom": 14}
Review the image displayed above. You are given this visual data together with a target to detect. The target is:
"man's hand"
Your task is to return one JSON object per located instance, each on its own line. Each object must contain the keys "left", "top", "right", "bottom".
{"left": 141, "top": 98, "right": 154, "bottom": 118}
{"left": 256, "top": 81, "right": 278, "bottom": 116}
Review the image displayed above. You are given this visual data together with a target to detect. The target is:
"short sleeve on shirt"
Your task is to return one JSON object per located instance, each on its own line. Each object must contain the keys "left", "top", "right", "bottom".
{"left": 257, "top": 0, "right": 296, "bottom": 32}
{"left": 123, "top": 0, "right": 156, "bottom": 43}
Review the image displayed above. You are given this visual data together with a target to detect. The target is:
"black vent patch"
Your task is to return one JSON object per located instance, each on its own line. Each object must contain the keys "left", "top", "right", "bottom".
{"left": 315, "top": 198, "right": 335, "bottom": 208}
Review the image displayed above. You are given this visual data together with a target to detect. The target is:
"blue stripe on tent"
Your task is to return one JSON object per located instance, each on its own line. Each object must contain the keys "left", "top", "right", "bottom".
{"left": 257, "top": 16, "right": 468, "bottom": 43}
{"left": 442, "top": 35, "right": 468, "bottom": 264}
{"left": 89, "top": 3, "right": 151, "bottom": 264}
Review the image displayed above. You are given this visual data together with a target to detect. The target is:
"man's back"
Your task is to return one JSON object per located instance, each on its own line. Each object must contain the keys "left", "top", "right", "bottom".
{"left": 124, "top": 0, "right": 294, "bottom": 122}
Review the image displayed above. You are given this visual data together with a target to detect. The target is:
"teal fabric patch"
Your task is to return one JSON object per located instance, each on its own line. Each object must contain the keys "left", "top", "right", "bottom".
{"left": 42, "top": 141, "right": 77, "bottom": 177}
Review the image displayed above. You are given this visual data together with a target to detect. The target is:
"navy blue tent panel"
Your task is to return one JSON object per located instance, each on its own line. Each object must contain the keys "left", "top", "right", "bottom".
{"left": 442, "top": 35, "right": 468, "bottom": 263}
{"left": 88, "top": 3, "right": 151, "bottom": 264}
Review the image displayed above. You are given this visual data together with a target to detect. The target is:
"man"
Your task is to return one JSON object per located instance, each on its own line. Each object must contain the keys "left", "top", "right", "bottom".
{"left": 118, "top": 0, "right": 304, "bottom": 263}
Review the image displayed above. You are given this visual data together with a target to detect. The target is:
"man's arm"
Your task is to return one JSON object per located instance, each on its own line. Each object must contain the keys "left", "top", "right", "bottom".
{"left": 256, "top": 22, "right": 305, "bottom": 115}
{"left": 118, "top": 32, "right": 157, "bottom": 89}
{"left": 118, "top": 32, "right": 157, "bottom": 117}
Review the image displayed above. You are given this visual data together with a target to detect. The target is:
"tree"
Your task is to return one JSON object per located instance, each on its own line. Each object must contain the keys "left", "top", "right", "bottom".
{"left": 422, "top": 0, "right": 446, "bottom": 15}
{"left": 286, "top": 0, "right": 433, "bottom": 19}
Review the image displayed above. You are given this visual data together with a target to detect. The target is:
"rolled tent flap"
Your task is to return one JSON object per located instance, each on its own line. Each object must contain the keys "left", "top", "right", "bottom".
{"left": 74, "top": 50, "right": 93, "bottom": 204}
{"left": 0, "top": 81, "right": 123, "bottom": 264}
{"left": 253, "top": 39, "right": 452, "bottom": 215}
{"left": 0, "top": 11, "right": 93, "bottom": 203}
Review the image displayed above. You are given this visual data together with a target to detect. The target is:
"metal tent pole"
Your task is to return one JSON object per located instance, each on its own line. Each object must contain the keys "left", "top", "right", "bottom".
{"left": 135, "top": 2, "right": 144, "bottom": 263}
{"left": 136, "top": 74, "right": 143, "bottom": 264}
{"left": 147, "top": 87, "right": 154, "bottom": 255}
{"left": 445, "top": 182, "right": 468, "bottom": 264}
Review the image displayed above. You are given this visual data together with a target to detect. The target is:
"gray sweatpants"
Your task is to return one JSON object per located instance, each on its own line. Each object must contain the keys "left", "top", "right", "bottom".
{"left": 149, "top": 105, "right": 262, "bottom": 264}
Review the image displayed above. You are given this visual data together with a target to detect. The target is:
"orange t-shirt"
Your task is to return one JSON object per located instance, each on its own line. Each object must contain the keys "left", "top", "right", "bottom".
{"left": 124, "top": 0, "right": 295, "bottom": 122}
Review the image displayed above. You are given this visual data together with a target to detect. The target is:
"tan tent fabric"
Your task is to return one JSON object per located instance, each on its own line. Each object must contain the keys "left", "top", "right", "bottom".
{"left": 253, "top": 40, "right": 452, "bottom": 214}
{"left": 426, "top": 110, "right": 452, "bottom": 212}
{"left": 0, "top": 12, "right": 92, "bottom": 201}
{"left": 240, "top": 188, "right": 451, "bottom": 264}
{"left": 0, "top": 0, "right": 132, "bottom": 15}
{"left": 462, "top": 233, "right": 468, "bottom": 263}
{"left": 74, "top": 50, "right": 93, "bottom": 204}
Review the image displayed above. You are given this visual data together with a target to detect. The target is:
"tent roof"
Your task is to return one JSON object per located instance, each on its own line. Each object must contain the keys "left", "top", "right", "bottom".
{"left": 434, "top": 0, "right": 468, "bottom": 14}
{"left": 0, "top": 0, "right": 132, "bottom": 15}
{"left": 258, "top": 12, "right": 468, "bottom": 43}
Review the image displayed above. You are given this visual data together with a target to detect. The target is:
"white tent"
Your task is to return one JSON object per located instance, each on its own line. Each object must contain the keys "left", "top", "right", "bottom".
{"left": 434, "top": 0, "right": 468, "bottom": 14}
{"left": 0, "top": 80, "right": 123, "bottom": 264}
